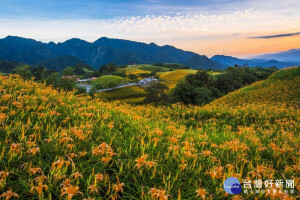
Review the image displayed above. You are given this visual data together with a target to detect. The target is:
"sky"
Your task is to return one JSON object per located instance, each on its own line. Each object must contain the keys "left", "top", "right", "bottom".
{"left": 0, "top": 0, "right": 300, "bottom": 58}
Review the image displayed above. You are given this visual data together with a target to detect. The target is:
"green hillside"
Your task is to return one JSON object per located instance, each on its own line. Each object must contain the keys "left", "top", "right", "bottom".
{"left": 209, "top": 66, "right": 300, "bottom": 108}
{"left": 91, "top": 75, "right": 129, "bottom": 89}
{"left": 96, "top": 85, "right": 145, "bottom": 102}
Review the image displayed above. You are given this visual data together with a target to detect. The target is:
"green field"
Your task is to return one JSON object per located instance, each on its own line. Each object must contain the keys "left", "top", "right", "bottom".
{"left": 96, "top": 85, "right": 146, "bottom": 101}
{"left": 137, "top": 65, "right": 172, "bottom": 72}
{"left": 92, "top": 75, "right": 129, "bottom": 89}
{"left": 158, "top": 69, "right": 197, "bottom": 90}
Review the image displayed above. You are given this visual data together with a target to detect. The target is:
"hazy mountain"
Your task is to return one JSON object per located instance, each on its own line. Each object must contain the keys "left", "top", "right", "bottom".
{"left": 0, "top": 36, "right": 218, "bottom": 70}
{"left": 253, "top": 48, "right": 300, "bottom": 63}
{"left": 211, "top": 55, "right": 251, "bottom": 67}
{"left": 211, "top": 55, "right": 299, "bottom": 68}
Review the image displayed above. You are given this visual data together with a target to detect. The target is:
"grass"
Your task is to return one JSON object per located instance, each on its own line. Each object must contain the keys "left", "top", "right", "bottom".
{"left": 209, "top": 66, "right": 300, "bottom": 108}
{"left": 0, "top": 67, "right": 299, "bottom": 199}
{"left": 96, "top": 86, "right": 145, "bottom": 101}
{"left": 137, "top": 65, "right": 171, "bottom": 72}
{"left": 91, "top": 75, "right": 129, "bottom": 89}
{"left": 119, "top": 68, "right": 151, "bottom": 76}
{"left": 118, "top": 97, "right": 145, "bottom": 104}
{"left": 207, "top": 71, "right": 222, "bottom": 76}
{"left": 158, "top": 69, "right": 197, "bottom": 90}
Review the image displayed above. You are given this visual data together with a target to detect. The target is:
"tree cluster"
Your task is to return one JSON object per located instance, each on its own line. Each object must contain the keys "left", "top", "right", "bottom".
{"left": 171, "top": 66, "right": 278, "bottom": 105}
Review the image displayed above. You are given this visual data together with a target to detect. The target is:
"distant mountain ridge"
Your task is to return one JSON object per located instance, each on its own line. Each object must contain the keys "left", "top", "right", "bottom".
{"left": 0, "top": 36, "right": 218, "bottom": 71}
{"left": 253, "top": 48, "right": 300, "bottom": 63}
{"left": 211, "top": 55, "right": 299, "bottom": 69}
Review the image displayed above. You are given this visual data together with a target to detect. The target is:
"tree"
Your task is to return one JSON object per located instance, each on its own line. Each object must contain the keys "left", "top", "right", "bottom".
{"left": 112, "top": 71, "right": 126, "bottom": 78}
{"left": 45, "top": 72, "right": 60, "bottom": 88}
{"left": 144, "top": 82, "right": 169, "bottom": 107}
{"left": 62, "top": 67, "right": 75, "bottom": 76}
{"left": 139, "top": 73, "right": 152, "bottom": 78}
{"left": 99, "top": 63, "right": 117, "bottom": 75}
{"left": 13, "top": 65, "right": 33, "bottom": 80}
{"left": 58, "top": 77, "right": 76, "bottom": 91}
{"left": 31, "top": 66, "right": 48, "bottom": 81}
{"left": 128, "top": 74, "right": 138, "bottom": 81}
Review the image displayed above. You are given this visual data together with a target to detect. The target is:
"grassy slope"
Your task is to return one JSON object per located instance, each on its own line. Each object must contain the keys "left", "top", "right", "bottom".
{"left": 119, "top": 68, "right": 150, "bottom": 76}
{"left": 209, "top": 66, "right": 300, "bottom": 108}
{"left": 138, "top": 65, "right": 171, "bottom": 72}
{"left": 92, "top": 75, "right": 129, "bottom": 89}
{"left": 0, "top": 70, "right": 299, "bottom": 199}
{"left": 158, "top": 69, "right": 197, "bottom": 90}
{"left": 96, "top": 85, "right": 145, "bottom": 101}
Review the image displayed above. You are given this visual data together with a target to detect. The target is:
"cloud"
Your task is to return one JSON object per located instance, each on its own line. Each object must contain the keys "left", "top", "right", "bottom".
{"left": 249, "top": 32, "right": 300, "bottom": 39}
{"left": 0, "top": 7, "right": 300, "bottom": 57}
{"left": 0, "top": 10, "right": 293, "bottom": 43}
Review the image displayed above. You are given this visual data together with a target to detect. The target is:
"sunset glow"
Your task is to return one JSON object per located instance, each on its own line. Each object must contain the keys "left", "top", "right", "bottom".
{"left": 0, "top": 0, "right": 299, "bottom": 57}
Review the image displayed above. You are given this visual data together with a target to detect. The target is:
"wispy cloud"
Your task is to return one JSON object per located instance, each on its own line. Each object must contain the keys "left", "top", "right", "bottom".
{"left": 249, "top": 32, "right": 300, "bottom": 39}
{"left": 1, "top": 1, "right": 300, "bottom": 56}
{"left": 0, "top": 10, "right": 288, "bottom": 41}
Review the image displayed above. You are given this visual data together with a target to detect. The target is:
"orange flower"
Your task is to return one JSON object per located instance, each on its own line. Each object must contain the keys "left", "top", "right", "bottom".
{"left": 0, "top": 190, "right": 19, "bottom": 200}
{"left": 78, "top": 151, "right": 87, "bottom": 157}
{"left": 33, "top": 175, "right": 47, "bottom": 183}
{"left": 152, "top": 138, "right": 161, "bottom": 145}
{"left": 0, "top": 171, "right": 9, "bottom": 179}
{"left": 88, "top": 185, "right": 99, "bottom": 194}
{"left": 0, "top": 113, "right": 6, "bottom": 123}
{"left": 101, "top": 156, "right": 112, "bottom": 164}
{"left": 52, "top": 158, "right": 70, "bottom": 170}
{"left": 113, "top": 182, "right": 125, "bottom": 194}
{"left": 29, "top": 168, "right": 42, "bottom": 175}
{"left": 146, "top": 161, "right": 156, "bottom": 168}
{"left": 27, "top": 147, "right": 40, "bottom": 155}
{"left": 9, "top": 143, "right": 23, "bottom": 155}
{"left": 195, "top": 188, "right": 207, "bottom": 199}
{"left": 61, "top": 179, "right": 71, "bottom": 188}
{"left": 60, "top": 185, "right": 83, "bottom": 200}
{"left": 30, "top": 182, "right": 48, "bottom": 196}
{"left": 95, "top": 173, "right": 104, "bottom": 183}
{"left": 72, "top": 172, "right": 83, "bottom": 180}
{"left": 148, "top": 188, "right": 170, "bottom": 200}
{"left": 135, "top": 154, "right": 148, "bottom": 169}
{"left": 107, "top": 122, "right": 114, "bottom": 129}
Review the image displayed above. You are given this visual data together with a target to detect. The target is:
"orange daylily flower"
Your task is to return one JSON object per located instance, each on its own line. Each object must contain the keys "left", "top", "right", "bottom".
{"left": 30, "top": 182, "right": 48, "bottom": 195}
{"left": 27, "top": 147, "right": 40, "bottom": 155}
{"left": 52, "top": 158, "right": 70, "bottom": 170}
{"left": 61, "top": 179, "right": 71, "bottom": 188}
{"left": 60, "top": 185, "right": 83, "bottom": 200}
{"left": 29, "top": 168, "right": 42, "bottom": 175}
{"left": 95, "top": 173, "right": 104, "bottom": 183}
{"left": 88, "top": 185, "right": 99, "bottom": 194}
{"left": 195, "top": 188, "right": 207, "bottom": 199}
{"left": 0, "top": 190, "right": 19, "bottom": 200}
{"left": 148, "top": 188, "right": 171, "bottom": 200}
{"left": 72, "top": 172, "right": 83, "bottom": 180}
{"left": 113, "top": 182, "right": 125, "bottom": 194}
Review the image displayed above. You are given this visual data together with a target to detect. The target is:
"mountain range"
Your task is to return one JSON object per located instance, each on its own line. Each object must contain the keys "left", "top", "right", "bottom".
{"left": 211, "top": 55, "right": 299, "bottom": 69}
{"left": 0, "top": 36, "right": 299, "bottom": 72}
{"left": 253, "top": 48, "right": 300, "bottom": 63}
{"left": 0, "top": 36, "right": 217, "bottom": 71}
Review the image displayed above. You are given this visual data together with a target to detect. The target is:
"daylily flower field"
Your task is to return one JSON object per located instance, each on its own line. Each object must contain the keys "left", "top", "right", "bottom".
{"left": 0, "top": 67, "right": 299, "bottom": 199}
